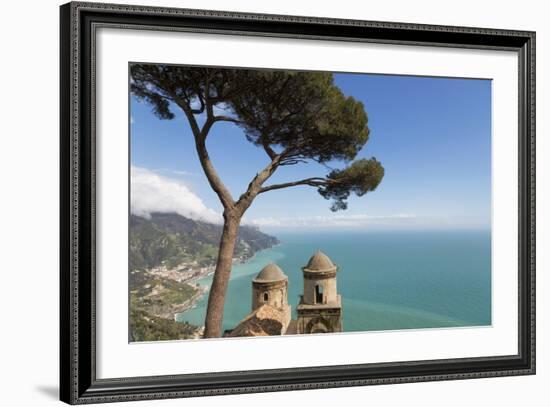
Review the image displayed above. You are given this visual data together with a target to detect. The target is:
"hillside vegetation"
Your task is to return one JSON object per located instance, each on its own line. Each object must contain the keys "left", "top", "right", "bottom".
{"left": 129, "top": 212, "right": 279, "bottom": 342}
{"left": 130, "top": 213, "right": 278, "bottom": 271}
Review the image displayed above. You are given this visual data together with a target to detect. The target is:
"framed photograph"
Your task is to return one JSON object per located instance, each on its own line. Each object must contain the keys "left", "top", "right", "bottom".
{"left": 60, "top": 1, "right": 536, "bottom": 404}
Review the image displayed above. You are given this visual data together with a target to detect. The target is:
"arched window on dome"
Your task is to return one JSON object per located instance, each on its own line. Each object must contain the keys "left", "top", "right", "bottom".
{"left": 263, "top": 292, "right": 269, "bottom": 302}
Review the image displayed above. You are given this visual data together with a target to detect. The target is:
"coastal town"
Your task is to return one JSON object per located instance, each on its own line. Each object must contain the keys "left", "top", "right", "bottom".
{"left": 130, "top": 260, "right": 211, "bottom": 339}
{"left": 147, "top": 260, "right": 214, "bottom": 285}
{"left": 129, "top": 212, "right": 278, "bottom": 342}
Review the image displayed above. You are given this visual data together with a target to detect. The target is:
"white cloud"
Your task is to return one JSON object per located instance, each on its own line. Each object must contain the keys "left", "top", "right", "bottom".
{"left": 154, "top": 168, "right": 198, "bottom": 177}
{"left": 244, "top": 213, "right": 489, "bottom": 230}
{"left": 131, "top": 166, "right": 221, "bottom": 224}
{"left": 244, "top": 213, "right": 418, "bottom": 229}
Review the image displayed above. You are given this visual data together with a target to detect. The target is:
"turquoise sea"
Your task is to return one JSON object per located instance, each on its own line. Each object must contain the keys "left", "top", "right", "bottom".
{"left": 176, "top": 230, "right": 491, "bottom": 333}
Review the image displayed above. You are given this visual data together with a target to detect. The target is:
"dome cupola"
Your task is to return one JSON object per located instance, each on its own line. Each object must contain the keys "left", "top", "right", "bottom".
{"left": 253, "top": 263, "right": 287, "bottom": 283}
{"left": 303, "top": 250, "right": 337, "bottom": 273}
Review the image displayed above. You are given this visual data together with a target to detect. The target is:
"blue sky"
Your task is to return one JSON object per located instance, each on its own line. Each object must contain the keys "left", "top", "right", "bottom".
{"left": 130, "top": 71, "right": 491, "bottom": 231}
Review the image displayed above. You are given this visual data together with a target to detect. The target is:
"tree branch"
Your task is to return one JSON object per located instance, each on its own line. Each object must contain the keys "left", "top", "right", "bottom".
{"left": 234, "top": 153, "right": 286, "bottom": 213}
{"left": 213, "top": 115, "right": 242, "bottom": 125}
{"left": 174, "top": 99, "right": 202, "bottom": 140}
{"left": 279, "top": 158, "right": 308, "bottom": 166}
{"left": 193, "top": 136, "right": 235, "bottom": 209}
{"left": 261, "top": 139, "right": 277, "bottom": 160}
{"left": 192, "top": 94, "right": 206, "bottom": 114}
{"left": 259, "top": 177, "right": 335, "bottom": 194}
{"left": 167, "top": 92, "right": 236, "bottom": 210}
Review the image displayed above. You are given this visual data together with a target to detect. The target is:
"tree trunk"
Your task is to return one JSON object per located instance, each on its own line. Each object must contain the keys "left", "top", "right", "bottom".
{"left": 203, "top": 214, "right": 241, "bottom": 338}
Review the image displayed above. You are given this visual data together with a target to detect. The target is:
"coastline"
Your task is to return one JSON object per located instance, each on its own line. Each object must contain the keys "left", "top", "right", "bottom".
{"left": 174, "top": 245, "right": 280, "bottom": 324}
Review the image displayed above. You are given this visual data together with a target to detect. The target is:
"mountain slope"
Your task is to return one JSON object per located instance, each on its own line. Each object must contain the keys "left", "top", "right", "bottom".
{"left": 129, "top": 212, "right": 279, "bottom": 342}
{"left": 130, "top": 212, "right": 279, "bottom": 271}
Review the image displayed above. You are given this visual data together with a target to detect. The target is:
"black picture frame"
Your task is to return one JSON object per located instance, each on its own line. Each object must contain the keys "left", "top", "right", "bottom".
{"left": 60, "top": 1, "right": 536, "bottom": 404}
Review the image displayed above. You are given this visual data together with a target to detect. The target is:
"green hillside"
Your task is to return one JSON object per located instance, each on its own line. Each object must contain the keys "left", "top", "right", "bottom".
{"left": 129, "top": 212, "right": 279, "bottom": 342}
{"left": 129, "top": 212, "right": 279, "bottom": 271}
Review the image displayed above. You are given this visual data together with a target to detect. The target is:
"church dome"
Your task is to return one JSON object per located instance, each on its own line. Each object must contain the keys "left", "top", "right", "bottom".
{"left": 253, "top": 263, "right": 287, "bottom": 282}
{"left": 303, "top": 250, "right": 337, "bottom": 273}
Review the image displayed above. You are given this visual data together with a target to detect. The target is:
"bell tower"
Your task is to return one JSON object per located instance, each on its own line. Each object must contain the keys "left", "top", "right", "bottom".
{"left": 251, "top": 263, "right": 291, "bottom": 330}
{"left": 296, "top": 251, "right": 343, "bottom": 334}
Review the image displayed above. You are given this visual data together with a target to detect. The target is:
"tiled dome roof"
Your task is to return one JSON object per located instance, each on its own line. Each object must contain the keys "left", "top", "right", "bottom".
{"left": 253, "top": 263, "right": 287, "bottom": 282}
{"left": 303, "top": 250, "right": 337, "bottom": 272}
